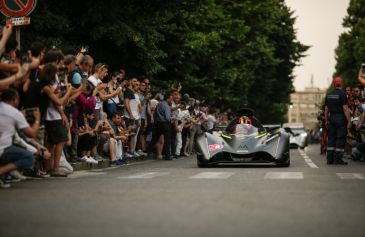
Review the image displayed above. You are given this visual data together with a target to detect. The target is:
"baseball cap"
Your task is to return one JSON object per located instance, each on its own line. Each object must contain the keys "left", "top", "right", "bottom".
{"left": 333, "top": 76, "right": 343, "bottom": 87}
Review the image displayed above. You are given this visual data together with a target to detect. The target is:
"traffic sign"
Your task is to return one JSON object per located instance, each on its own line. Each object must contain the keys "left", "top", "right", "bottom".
{"left": 0, "top": 0, "right": 37, "bottom": 17}
{"left": 9, "top": 16, "right": 30, "bottom": 26}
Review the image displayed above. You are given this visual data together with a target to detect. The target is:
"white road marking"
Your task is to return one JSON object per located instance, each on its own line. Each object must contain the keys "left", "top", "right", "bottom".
{"left": 190, "top": 172, "right": 235, "bottom": 179}
{"left": 298, "top": 149, "right": 319, "bottom": 168}
{"left": 264, "top": 172, "right": 303, "bottom": 179}
{"left": 119, "top": 172, "right": 170, "bottom": 179}
{"left": 68, "top": 171, "right": 107, "bottom": 179}
{"left": 336, "top": 173, "right": 365, "bottom": 180}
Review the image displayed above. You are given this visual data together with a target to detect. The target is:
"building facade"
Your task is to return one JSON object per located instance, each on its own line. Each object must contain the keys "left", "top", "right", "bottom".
{"left": 287, "top": 87, "right": 326, "bottom": 130}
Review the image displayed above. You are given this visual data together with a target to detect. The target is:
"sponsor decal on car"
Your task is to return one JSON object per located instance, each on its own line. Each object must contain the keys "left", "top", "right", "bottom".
{"left": 237, "top": 144, "right": 249, "bottom": 153}
{"left": 208, "top": 144, "right": 224, "bottom": 151}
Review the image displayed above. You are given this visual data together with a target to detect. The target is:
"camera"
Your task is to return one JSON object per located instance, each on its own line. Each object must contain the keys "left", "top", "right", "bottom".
{"left": 25, "top": 108, "right": 36, "bottom": 125}
{"left": 58, "top": 66, "right": 68, "bottom": 82}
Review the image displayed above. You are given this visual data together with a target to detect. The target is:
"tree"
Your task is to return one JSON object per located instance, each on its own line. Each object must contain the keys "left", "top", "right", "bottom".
{"left": 334, "top": 0, "right": 365, "bottom": 86}
{"left": 17, "top": 0, "right": 306, "bottom": 123}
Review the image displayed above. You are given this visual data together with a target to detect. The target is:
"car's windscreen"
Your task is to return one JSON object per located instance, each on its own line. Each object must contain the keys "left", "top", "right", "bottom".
{"left": 234, "top": 124, "right": 258, "bottom": 135}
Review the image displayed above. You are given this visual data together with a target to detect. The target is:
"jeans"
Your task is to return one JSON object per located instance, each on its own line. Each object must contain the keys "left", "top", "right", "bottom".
{"left": 0, "top": 145, "right": 34, "bottom": 170}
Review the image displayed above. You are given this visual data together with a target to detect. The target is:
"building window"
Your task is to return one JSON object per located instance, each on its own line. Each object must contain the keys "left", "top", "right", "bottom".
{"left": 300, "top": 104, "right": 308, "bottom": 108}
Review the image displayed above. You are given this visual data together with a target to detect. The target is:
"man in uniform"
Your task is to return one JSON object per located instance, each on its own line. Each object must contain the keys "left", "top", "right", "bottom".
{"left": 324, "top": 77, "right": 351, "bottom": 165}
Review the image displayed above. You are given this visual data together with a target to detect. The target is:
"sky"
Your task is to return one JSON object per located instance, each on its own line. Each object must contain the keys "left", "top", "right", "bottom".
{"left": 285, "top": 0, "right": 350, "bottom": 91}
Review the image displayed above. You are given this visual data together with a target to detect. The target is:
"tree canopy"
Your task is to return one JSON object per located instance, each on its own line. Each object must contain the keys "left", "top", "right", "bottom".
{"left": 16, "top": 0, "right": 307, "bottom": 123}
{"left": 335, "top": 0, "right": 365, "bottom": 86}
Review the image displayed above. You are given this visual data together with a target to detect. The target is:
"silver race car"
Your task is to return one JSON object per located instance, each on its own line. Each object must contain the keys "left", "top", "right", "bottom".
{"left": 196, "top": 108, "right": 290, "bottom": 167}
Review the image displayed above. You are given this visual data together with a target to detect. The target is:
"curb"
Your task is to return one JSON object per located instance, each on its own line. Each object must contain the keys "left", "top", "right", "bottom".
{"left": 70, "top": 157, "right": 157, "bottom": 171}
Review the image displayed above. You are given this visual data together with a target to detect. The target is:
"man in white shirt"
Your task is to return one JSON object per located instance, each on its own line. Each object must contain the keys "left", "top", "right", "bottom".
{"left": 123, "top": 78, "right": 141, "bottom": 157}
{"left": 0, "top": 89, "right": 41, "bottom": 188}
{"left": 207, "top": 108, "right": 217, "bottom": 132}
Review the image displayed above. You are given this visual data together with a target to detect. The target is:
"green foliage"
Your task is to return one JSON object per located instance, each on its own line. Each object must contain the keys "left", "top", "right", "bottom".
{"left": 335, "top": 0, "right": 365, "bottom": 86}
{"left": 15, "top": 0, "right": 306, "bottom": 123}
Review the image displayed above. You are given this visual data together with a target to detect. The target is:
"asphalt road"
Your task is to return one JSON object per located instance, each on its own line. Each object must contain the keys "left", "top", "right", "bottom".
{"left": 1, "top": 144, "right": 365, "bottom": 237}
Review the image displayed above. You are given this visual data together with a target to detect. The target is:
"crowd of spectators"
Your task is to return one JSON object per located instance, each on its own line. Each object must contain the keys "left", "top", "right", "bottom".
{"left": 0, "top": 22, "right": 229, "bottom": 189}
{"left": 318, "top": 68, "right": 365, "bottom": 161}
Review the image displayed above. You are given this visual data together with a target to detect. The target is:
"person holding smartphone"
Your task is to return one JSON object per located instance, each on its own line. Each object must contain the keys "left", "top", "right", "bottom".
{"left": 0, "top": 88, "right": 41, "bottom": 188}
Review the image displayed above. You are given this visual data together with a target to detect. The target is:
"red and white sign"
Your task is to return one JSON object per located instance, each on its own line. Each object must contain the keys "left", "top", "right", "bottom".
{"left": 0, "top": 0, "right": 37, "bottom": 17}
{"left": 208, "top": 144, "right": 224, "bottom": 152}
{"left": 9, "top": 16, "right": 30, "bottom": 26}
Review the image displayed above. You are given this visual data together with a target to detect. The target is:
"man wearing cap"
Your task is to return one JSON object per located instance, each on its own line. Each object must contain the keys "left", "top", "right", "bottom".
{"left": 324, "top": 76, "right": 351, "bottom": 165}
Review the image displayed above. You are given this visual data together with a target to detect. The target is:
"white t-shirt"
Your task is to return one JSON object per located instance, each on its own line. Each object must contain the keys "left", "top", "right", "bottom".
{"left": 207, "top": 114, "right": 217, "bottom": 130}
{"left": 149, "top": 99, "right": 159, "bottom": 111}
{"left": 46, "top": 76, "right": 62, "bottom": 121}
{"left": 0, "top": 102, "right": 30, "bottom": 156}
{"left": 131, "top": 93, "right": 141, "bottom": 119}
{"left": 89, "top": 76, "right": 104, "bottom": 110}
{"left": 177, "top": 109, "right": 191, "bottom": 131}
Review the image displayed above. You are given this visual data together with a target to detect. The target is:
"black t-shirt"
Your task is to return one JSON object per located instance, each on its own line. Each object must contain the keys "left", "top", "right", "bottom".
{"left": 123, "top": 87, "right": 135, "bottom": 100}
{"left": 23, "top": 78, "right": 49, "bottom": 118}
{"left": 325, "top": 88, "right": 347, "bottom": 115}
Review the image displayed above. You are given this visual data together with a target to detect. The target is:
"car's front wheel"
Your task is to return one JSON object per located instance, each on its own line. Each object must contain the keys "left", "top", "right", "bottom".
{"left": 277, "top": 159, "right": 290, "bottom": 167}
{"left": 197, "top": 155, "right": 210, "bottom": 168}
{"left": 277, "top": 151, "right": 290, "bottom": 167}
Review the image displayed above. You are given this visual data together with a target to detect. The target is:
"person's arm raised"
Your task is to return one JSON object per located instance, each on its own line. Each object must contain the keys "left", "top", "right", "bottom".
{"left": 43, "top": 84, "right": 73, "bottom": 106}
{"left": 0, "top": 64, "right": 29, "bottom": 91}
{"left": 0, "top": 22, "right": 12, "bottom": 53}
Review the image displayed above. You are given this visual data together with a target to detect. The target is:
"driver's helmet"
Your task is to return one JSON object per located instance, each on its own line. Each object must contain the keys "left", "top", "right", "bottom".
{"left": 239, "top": 116, "right": 252, "bottom": 125}
{"left": 234, "top": 116, "right": 253, "bottom": 134}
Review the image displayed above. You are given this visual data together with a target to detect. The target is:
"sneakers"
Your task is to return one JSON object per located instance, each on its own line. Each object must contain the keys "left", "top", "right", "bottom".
{"left": 87, "top": 156, "right": 98, "bottom": 164}
{"left": 132, "top": 152, "right": 141, "bottom": 158}
{"left": 156, "top": 155, "right": 163, "bottom": 160}
{"left": 111, "top": 159, "right": 125, "bottom": 166}
{"left": 37, "top": 170, "right": 50, "bottom": 178}
{"left": 137, "top": 150, "right": 148, "bottom": 157}
{"left": 25, "top": 170, "right": 50, "bottom": 179}
{"left": 4, "top": 174, "right": 21, "bottom": 183}
{"left": 9, "top": 170, "right": 27, "bottom": 181}
{"left": 81, "top": 155, "right": 98, "bottom": 164}
{"left": 0, "top": 176, "right": 11, "bottom": 189}
{"left": 50, "top": 169, "right": 68, "bottom": 177}
{"left": 92, "top": 154, "right": 103, "bottom": 161}
{"left": 125, "top": 152, "right": 134, "bottom": 158}
{"left": 80, "top": 155, "right": 88, "bottom": 162}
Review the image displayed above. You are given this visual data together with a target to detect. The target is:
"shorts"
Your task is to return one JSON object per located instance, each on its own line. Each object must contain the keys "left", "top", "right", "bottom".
{"left": 125, "top": 118, "right": 139, "bottom": 133}
{"left": 78, "top": 134, "right": 97, "bottom": 152}
{"left": 45, "top": 120, "right": 69, "bottom": 145}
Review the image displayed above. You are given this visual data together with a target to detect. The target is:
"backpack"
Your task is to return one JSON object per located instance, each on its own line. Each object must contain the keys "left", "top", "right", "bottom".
{"left": 69, "top": 68, "right": 83, "bottom": 88}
